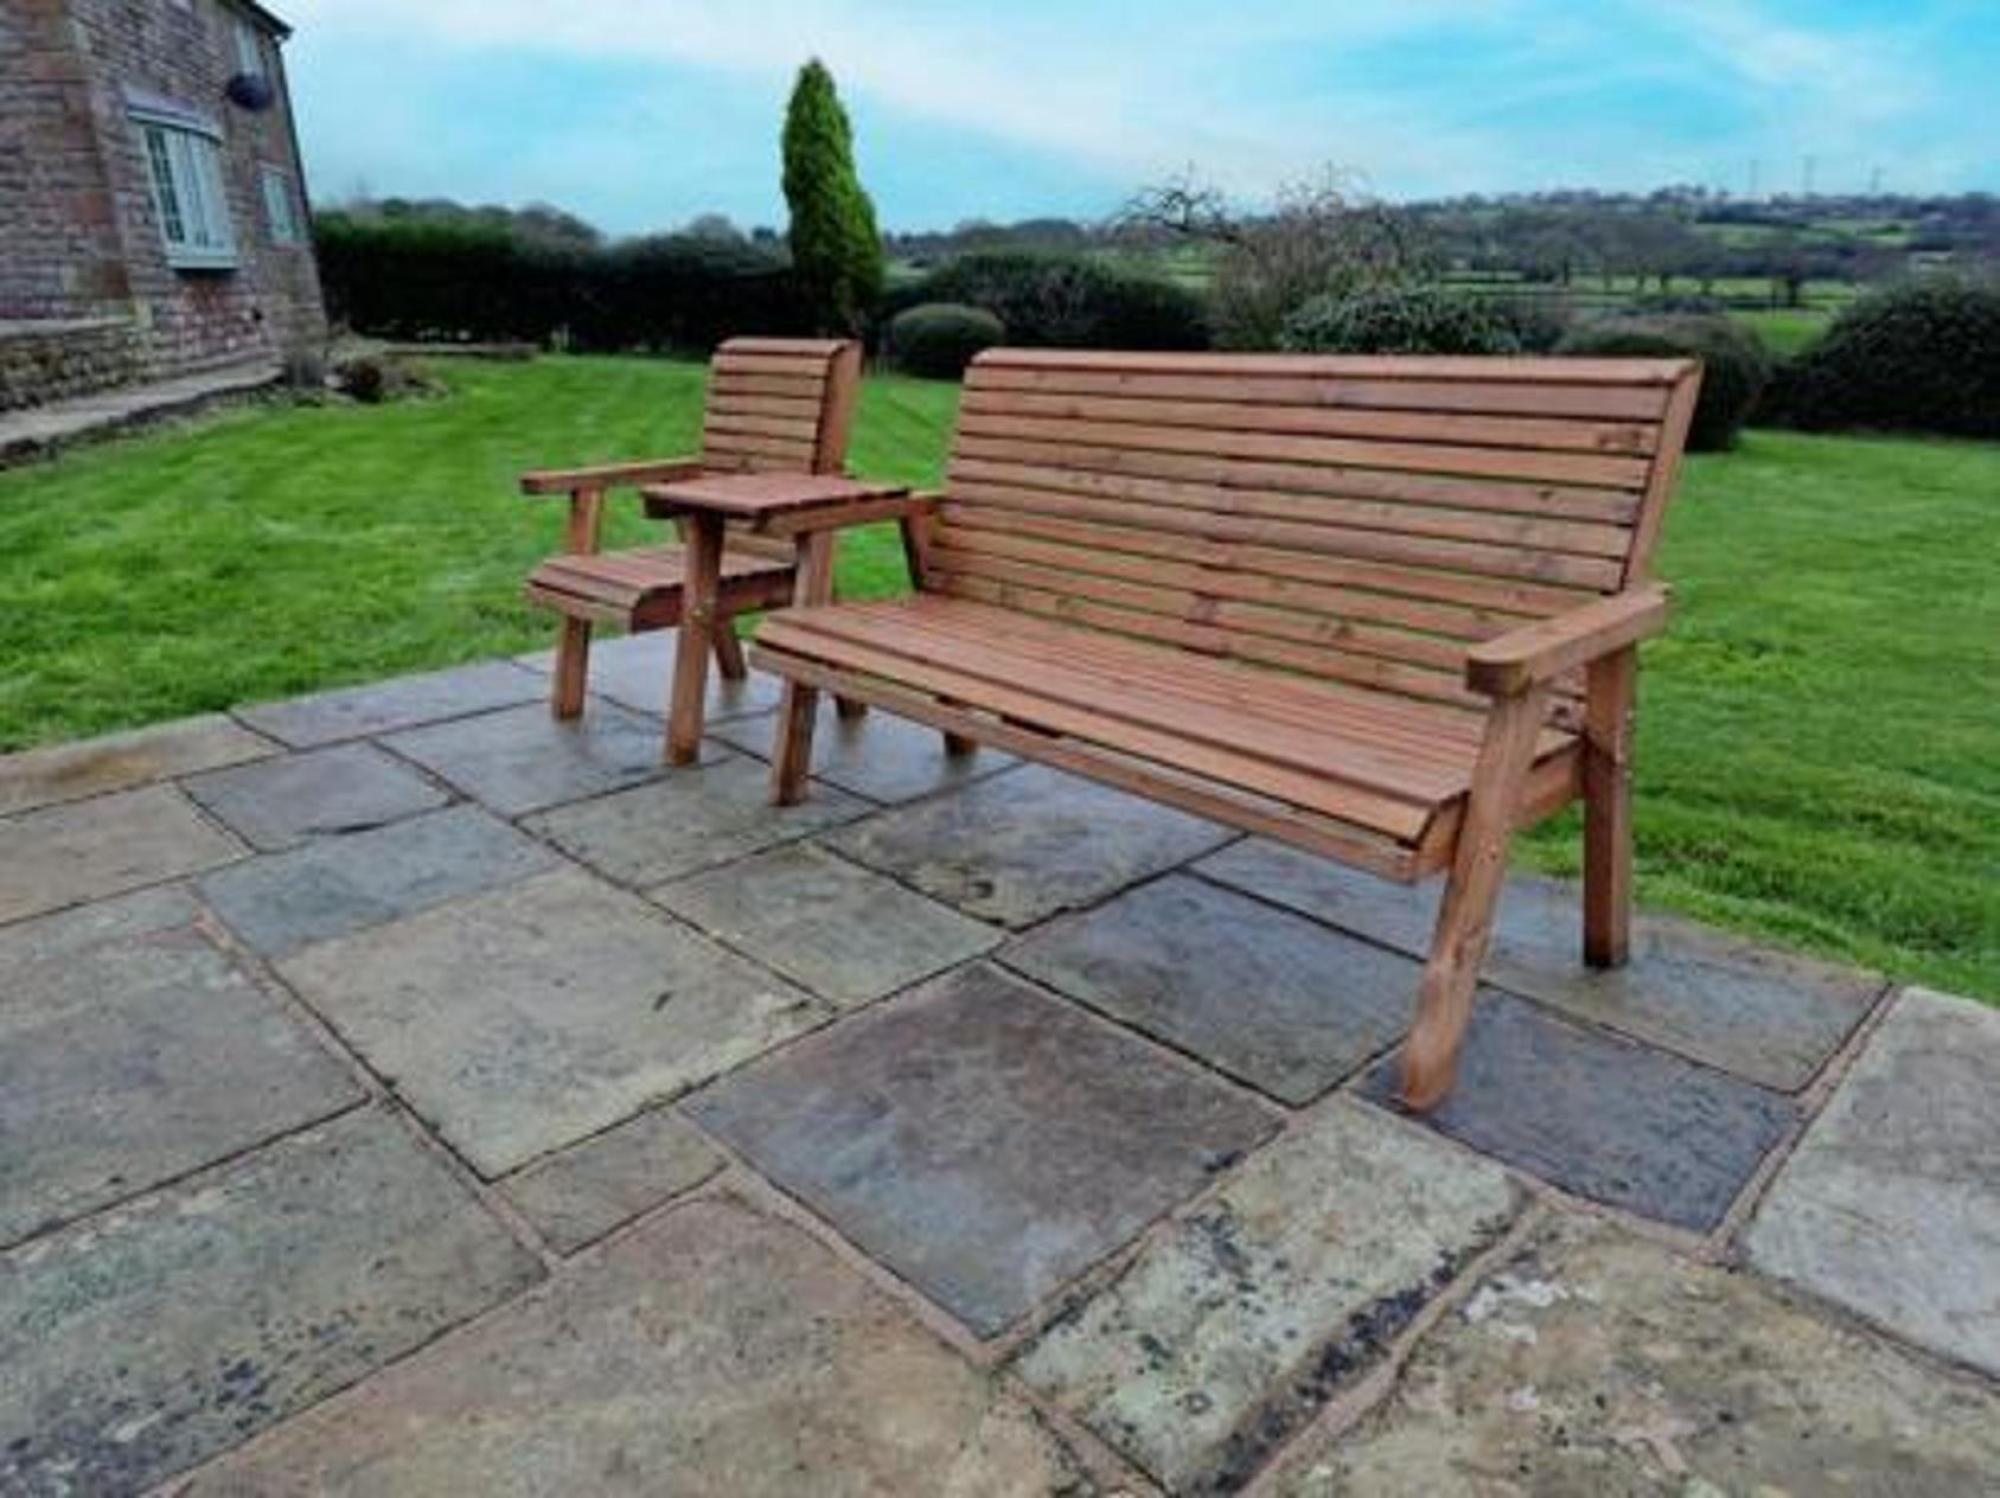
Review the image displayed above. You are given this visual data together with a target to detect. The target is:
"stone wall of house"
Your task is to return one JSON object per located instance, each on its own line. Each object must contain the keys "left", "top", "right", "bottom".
{"left": 0, "top": 0, "right": 327, "bottom": 400}
{"left": 0, "top": 318, "right": 143, "bottom": 411}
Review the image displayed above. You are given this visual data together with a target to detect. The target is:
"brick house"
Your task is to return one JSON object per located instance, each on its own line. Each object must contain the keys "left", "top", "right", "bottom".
{"left": 0, "top": 0, "right": 327, "bottom": 411}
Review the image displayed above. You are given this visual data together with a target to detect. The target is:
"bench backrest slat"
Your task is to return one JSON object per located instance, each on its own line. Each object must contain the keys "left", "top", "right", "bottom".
{"left": 935, "top": 349, "right": 1700, "bottom": 713}
{"left": 701, "top": 337, "right": 860, "bottom": 476}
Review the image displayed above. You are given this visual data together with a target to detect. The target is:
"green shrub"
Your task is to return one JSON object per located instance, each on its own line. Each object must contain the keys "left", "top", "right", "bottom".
{"left": 1484, "top": 294, "right": 1573, "bottom": 353}
{"left": 1556, "top": 314, "right": 1770, "bottom": 451}
{"left": 1767, "top": 278, "right": 2000, "bottom": 437}
{"left": 888, "top": 302, "right": 1005, "bottom": 378}
{"left": 911, "top": 252, "right": 1208, "bottom": 349}
{"left": 1279, "top": 286, "right": 1523, "bottom": 355}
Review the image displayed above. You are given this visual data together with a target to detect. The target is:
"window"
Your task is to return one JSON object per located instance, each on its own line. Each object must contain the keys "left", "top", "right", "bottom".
{"left": 136, "top": 118, "right": 237, "bottom": 269}
{"left": 261, "top": 165, "right": 303, "bottom": 246}
{"left": 233, "top": 16, "right": 264, "bottom": 76}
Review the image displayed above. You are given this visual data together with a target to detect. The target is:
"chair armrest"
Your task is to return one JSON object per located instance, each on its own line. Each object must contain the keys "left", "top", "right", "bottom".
{"left": 1465, "top": 583, "right": 1672, "bottom": 697}
{"left": 520, "top": 458, "right": 703, "bottom": 495}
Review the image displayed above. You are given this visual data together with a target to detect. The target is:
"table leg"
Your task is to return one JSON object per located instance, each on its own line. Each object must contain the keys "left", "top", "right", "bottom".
{"left": 666, "top": 512, "right": 724, "bottom": 765}
{"left": 771, "top": 530, "right": 836, "bottom": 803}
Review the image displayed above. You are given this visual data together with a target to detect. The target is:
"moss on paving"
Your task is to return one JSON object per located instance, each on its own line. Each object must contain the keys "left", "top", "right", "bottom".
{"left": 1, "top": 357, "right": 1992, "bottom": 1000}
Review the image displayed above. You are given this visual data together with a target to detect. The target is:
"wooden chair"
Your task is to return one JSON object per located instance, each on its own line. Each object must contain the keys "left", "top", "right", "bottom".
{"left": 751, "top": 349, "right": 1702, "bottom": 1111}
{"left": 520, "top": 337, "right": 862, "bottom": 720}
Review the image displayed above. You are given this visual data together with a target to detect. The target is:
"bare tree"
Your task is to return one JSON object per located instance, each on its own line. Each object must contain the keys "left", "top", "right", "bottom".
{"left": 1117, "top": 168, "right": 1433, "bottom": 348}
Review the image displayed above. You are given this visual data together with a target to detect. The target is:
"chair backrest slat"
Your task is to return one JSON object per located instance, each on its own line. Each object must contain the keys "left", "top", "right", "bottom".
{"left": 934, "top": 349, "right": 1700, "bottom": 714}
{"left": 701, "top": 337, "right": 860, "bottom": 475}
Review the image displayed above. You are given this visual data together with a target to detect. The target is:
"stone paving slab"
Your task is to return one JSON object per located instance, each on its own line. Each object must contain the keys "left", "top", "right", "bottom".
{"left": 0, "top": 918, "right": 362, "bottom": 1246}
{"left": 382, "top": 699, "right": 687, "bottom": 817}
{"left": 181, "top": 742, "right": 453, "bottom": 851}
{"left": 0, "top": 882, "right": 197, "bottom": 970}
{"left": 1197, "top": 841, "right": 1882, "bottom": 1092}
{"left": 233, "top": 661, "right": 542, "bottom": 748}
{"left": 1361, "top": 990, "right": 1796, "bottom": 1231}
{"left": 1018, "top": 1099, "right": 1522, "bottom": 1493}
{"left": 1746, "top": 986, "right": 2000, "bottom": 1377}
{"left": 0, "top": 783, "right": 243, "bottom": 925}
{"left": 0, "top": 1109, "right": 541, "bottom": 1497}
{"left": 1276, "top": 1211, "right": 2000, "bottom": 1497}
{"left": 825, "top": 764, "right": 1236, "bottom": 929}
{"left": 516, "top": 628, "right": 781, "bottom": 723}
{"left": 176, "top": 1196, "right": 1088, "bottom": 1497}
{"left": 1003, "top": 874, "right": 1414, "bottom": 1105}
{"left": 499, "top": 1107, "right": 725, "bottom": 1255}
{"left": 197, "top": 803, "right": 559, "bottom": 960}
{"left": 525, "top": 751, "right": 869, "bottom": 886}
{"left": 280, "top": 868, "right": 828, "bottom": 1177}
{"left": 0, "top": 713, "right": 275, "bottom": 817}
{"left": 654, "top": 842, "right": 1001, "bottom": 1007}
{"left": 709, "top": 698, "right": 1020, "bottom": 804}
{"left": 691, "top": 962, "right": 1278, "bottom": 1337}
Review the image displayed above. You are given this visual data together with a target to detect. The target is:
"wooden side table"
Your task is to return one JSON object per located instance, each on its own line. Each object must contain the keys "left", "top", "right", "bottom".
{"left": 639, "top": 471, "right": 919, "bottom": 764}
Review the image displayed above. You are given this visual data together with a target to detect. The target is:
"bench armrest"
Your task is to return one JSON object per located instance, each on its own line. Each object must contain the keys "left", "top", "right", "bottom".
{"left": 520, "top": 457, "right": 703, "bottom": 495}
{"left": 1465, "top": 583, "right": 1672, "bottom": 697}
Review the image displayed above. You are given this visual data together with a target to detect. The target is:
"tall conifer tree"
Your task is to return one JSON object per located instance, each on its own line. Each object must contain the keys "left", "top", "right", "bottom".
{"left": 781, "top": 59, "right": 884, "bottom": 333}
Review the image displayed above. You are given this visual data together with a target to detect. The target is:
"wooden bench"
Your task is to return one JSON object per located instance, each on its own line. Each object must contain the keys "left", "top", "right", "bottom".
{"left": 520, "top": 337, "right": 861, "bottom": 721}
{"left": 751, "top": 349, "right": 1702, "bottom": 1110}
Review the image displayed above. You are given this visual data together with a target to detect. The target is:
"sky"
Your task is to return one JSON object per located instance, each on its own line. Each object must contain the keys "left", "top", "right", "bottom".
{"left": 279, "top": 0, "right": 1998, "bottom": 236}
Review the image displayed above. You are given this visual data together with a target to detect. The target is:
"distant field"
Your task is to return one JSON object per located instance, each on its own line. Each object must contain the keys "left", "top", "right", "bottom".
{"left": 3, "top": 355, "right": 1994, "bottom": 1001}
{"left": 1733, "top": 307, "right": 1831, "bottom": 354}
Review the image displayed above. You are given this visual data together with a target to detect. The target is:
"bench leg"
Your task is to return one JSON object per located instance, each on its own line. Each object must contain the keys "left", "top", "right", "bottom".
{"left": 771, "top": 531, "right": 836, "bottom": 806}
{"left": 551, "top": 618, "right": 591, "bottom": 720}
{"left": 943, "top": 732, "right": 976, "bottom": 757}
{"left": 712, "top": 619, "right": 747, "bottom": 682}
{"left": 1401, "top": 685, "right": 1549, "bottom": 1112}
{"left": 1583, "top": 647, "right": 1636, "bottom": 969}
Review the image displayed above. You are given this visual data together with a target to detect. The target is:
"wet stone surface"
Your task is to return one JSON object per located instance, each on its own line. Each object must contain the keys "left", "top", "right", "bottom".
{"left": 653, "top": 842, "right": 1001, "bottom": 1008}
{"left": 0, "top": 1109, "right": 541, "bottom": 1497}
{"left": 500, "top": 1107, "right": 725, "bottom": 1254}
{"left": 0, "top": 713, "right": 274, "bottom": 817}
{"left": 517, "top": 627, "right": 782, "bottom": 724}
{"left": 1747, "top": 987, "right": 2000, "bottom": 1377}
{"left": 0, "top": 783, "right": 243, "bottom": 924}
{"left": 197, "top": 804, "right": 559, "bottom": 960}
{"left": 1361, "top": 990, "right": 1796, "bottom": 1231}
{"left": 1275, "top": 1211, "right": 2000, "bottom": 1498}
{"left": 525, "top": 751, "right": 868, "bottom": 887}
{"left": 1198, "top": 841, "right": 1882, "bottom": 1092}
{"left": 691, "top": 962, "right": 1277, "bottom": 1336}
{"left": 1017, "top": 1099, "right": 1522, "bottom": 1493}
{"left": 279, "top": 868, "right": 828, "bottom": 1177}
{"left": 0, "top": 914, "right": 362, "bottom": 1246}
{"left": 232, "top": 660, "right": 542, "bottom": 748}
{"left": 176, "top": 1196, "right": 1089, "bottom": 1498}
{"left": 382, "top": 699, "right": 682, "bottom": 817}
{"left": 1003, "top": 874, "right": 1414, "bottom": 1104}
{"left": 825, "top": 764, "right": 1235, "bottom": 928}
{"left": 181, "top": 742, "right": 452, "bottom": 851}
{"left": 709, "top": 699, "right": 1020, "bottom": 804}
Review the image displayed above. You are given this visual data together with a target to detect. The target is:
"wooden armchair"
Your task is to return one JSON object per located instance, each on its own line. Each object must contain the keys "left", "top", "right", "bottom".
{"left": 520, "top": 337, "right": 861, "bottom": 718}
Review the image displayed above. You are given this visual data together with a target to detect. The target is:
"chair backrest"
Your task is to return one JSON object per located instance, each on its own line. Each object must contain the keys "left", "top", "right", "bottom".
{"left": 929, "top": 349, "right": 1701, "bottom": 712}
{"left": 700, "top": 337, "right": 862, "bottom": 476}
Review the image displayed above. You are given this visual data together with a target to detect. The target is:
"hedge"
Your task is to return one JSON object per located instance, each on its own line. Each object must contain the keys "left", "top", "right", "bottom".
{"left": 904, "top": 251, "right": 1209, "bottom": 349}
{"left": 1280, "top": 286, "right": 1523, "bottom": 355}
{"left": 1557, "top": 314, "right": 1771, "bottom": 451}
{"left": 889, "top": 302, "right": 1005, "bottom": 377}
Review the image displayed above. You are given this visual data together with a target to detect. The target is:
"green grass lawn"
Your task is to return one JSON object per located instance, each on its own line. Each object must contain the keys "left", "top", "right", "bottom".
{"left": 2, "top": 356, "right": 1994, "bottom": 1000}
{"left": 1733, "top": 307, "right": 1830, "bottom": 355}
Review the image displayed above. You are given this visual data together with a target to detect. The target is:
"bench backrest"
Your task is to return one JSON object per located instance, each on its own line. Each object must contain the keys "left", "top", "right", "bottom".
{"left": 930, "top": 349, "right": 1701, "bottom": 712}
{"left": 700, "top": 337, "right": 861, "bottom": 476}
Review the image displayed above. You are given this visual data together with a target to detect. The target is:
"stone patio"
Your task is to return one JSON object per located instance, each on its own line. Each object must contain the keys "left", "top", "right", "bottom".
{"left": 2, "top": 628, "right": 1995, "bottom": 1496}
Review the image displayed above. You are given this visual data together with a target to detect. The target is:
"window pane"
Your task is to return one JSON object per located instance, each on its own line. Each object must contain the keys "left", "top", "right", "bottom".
{"left": 144, "top": 127, "right": 186, "bottom": 244}
{"left": 195, "top": 139, "right": 234, "bottom": 250}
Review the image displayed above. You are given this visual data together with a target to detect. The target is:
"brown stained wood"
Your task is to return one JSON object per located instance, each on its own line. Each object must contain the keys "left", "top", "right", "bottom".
{"left": 563, "top": 486, "right": 606, "bottom": 555}
{"left": 1464, "top": 583, "right": 1671, "bottom": 696}
{"left": 551, "top": 618, "right": 591, "bottom": 719}
{"left": 712, "top": 619, "right": 748, "bottom": 682}
{"left": 667, "top": 513, "right": 725, "bottom": 765}
{"left": 972, "top": 348, "right": 1693, "bottom": 384}
{"left": 814, "top": 342, "right": 863, "bottom": 473}
{"left": 770, "top": 531, "right": 838, "bottom": 804}
{"left": 520, "top": 459, "right": 703, "bottom": 495}
{"left": 1401, "top": 683, "right": 1553, "bottom": 1111}
{"left": 1583, "top": 647, "right": 1637, "bottom": 969}
{"left": 1622, "top": 365, "right": 1705, "bottom": 586}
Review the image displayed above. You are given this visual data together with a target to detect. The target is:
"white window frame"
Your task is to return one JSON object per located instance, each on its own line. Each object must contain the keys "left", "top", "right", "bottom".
{"left": 260, "top": 164, "right": 303, "bottom": 246}
{"left": 132, "top": 108, "right": 237, "bottom": 271}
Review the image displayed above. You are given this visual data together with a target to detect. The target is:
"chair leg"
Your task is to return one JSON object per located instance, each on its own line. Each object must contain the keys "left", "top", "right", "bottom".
{"left": 771, "top": 681, "right": 820, "bottom": 805}
{"left": 1401, "top": 685, "right": 1549, "bottom": 1112}
{"left": 1583, "top": 648, "right": 1636, "bottom": 969}
{"left": 834, "top": 695, "right": 867, "bottom": 721}
{"left": 551, "top": 618, "right": 592, "bottom": 720}
{"left": 711, "top": 619, "right": 748, "bottom": 681}
{"left": 943, "top": 731, "right": 976, "bottom": 757}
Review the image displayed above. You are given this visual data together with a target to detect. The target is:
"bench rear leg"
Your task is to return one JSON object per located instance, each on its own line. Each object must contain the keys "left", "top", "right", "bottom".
{"left": 551, "top": 618, "right": 592, "bottom": 720}
{"left": 1583, "top": 647, "right": 1636, "bottom": 969}
{"left": 1402, "top": 685, "right": 1548, "bottom": 1112}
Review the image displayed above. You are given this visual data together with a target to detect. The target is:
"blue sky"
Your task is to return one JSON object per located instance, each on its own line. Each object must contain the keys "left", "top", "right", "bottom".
{"left": 281, "top": 0, "right": 1997, "bottom": 236}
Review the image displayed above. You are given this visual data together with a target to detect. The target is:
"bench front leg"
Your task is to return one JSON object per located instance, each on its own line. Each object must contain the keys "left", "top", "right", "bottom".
{"left": 1401, "top": 683, "right": 1549, "bottom": 1112}
{"left": 1583, "top": 647, "right": 1637, "bottom": 968}
{"left": 771, "top": 530, "right": 836, "bottom": 804}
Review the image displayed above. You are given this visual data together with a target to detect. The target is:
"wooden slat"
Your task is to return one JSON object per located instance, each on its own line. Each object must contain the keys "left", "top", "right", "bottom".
{"left": 705, "top": 411, "right": 824, "bottom": 442}
{"left": 972, "top": 348, "right": 1695, "bottom": 385}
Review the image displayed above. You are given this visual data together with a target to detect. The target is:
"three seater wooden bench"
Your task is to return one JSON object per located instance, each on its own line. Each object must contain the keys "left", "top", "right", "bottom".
{"left": 751, "top": 349, "right": 1702, "bottom": 1110}
{"left": 520, "top": 337, "right": 861, "bottom": 723}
